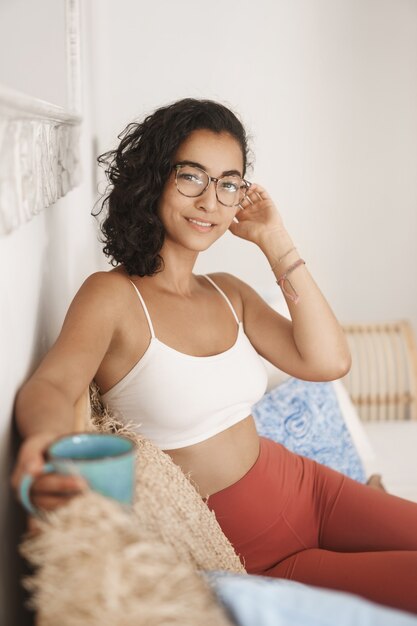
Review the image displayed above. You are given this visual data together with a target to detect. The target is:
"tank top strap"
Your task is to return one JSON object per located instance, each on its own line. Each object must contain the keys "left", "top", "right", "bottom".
{"left": 128, "top": 280, "right": 156, "bottom": 338}
{"left": 203, "top": 275, "right": 240, "bottom": 326}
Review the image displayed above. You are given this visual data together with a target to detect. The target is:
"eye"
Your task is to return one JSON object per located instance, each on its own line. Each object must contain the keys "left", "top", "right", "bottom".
{"left": 219, "top": 180, "right": 239, "bottom": 193}
{"left": 177, "top": 171, "right": 205, "bottom": 185}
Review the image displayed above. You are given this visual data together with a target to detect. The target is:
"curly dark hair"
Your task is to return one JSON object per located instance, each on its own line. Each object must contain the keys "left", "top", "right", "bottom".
{"left": 95, "top": 98, "right": 252, "bottom": 276}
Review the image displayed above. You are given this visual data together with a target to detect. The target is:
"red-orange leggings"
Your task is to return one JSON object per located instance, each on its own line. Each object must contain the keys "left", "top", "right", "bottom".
{"left": 206, "top": 437, "right": 417, "bottom": 615}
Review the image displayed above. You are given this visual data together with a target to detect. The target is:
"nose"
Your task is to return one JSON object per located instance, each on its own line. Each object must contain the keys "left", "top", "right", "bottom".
{"left": 197, "top": 179, "right": 218, "bottom": 212}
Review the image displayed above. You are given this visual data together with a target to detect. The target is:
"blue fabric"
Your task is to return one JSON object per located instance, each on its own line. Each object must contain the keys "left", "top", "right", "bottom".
{"left": 204, "top": 572, "right": 417, "bottom": 626}
{"left": 252, "top": 378, "right": 366, "bottom": 482}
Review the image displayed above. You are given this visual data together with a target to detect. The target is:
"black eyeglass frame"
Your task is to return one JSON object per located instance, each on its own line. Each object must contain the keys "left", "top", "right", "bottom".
{"left": 173, "top": 164, "right": 251, "bottom": 207}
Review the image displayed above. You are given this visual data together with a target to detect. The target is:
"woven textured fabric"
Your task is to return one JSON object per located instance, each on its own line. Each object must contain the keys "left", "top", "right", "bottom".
{"left": 19, "top": 387, "right": 243, "bottom": 625}
{"left": 20, "top": 493, "right": 234, "bottom": 626}
{"left": 253, "top": 378, "right": 367, "bottom": 482}
{"left": 89, "top": 384, "right": 245, "bottom": 573}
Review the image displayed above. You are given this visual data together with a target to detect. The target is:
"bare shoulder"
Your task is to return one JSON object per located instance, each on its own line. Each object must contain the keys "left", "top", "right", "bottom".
{"left": 73, "top": 270, "right": 133, "bottom": 311}
{"left": 205, "top": 271, "right": 243, "bottom": 297}
{"left": 204, "top": 272, "right": 262, "bottom": 320}
{"left": 206, "top": 272, "right": 260, "bottom": 301}
{"left": 58, "top": 270, "right": 138, "bottom": 337}
{"left": 27, "top": 270, "right": 137, "bottom": 400}
{"left": 206, "top": 272, "right": 281, "bottom": 333}
{"left": 81, "top": 269, "right": 131, "bottom": 291}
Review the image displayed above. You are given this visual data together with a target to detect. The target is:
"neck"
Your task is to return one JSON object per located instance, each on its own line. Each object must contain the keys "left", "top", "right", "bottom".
{"left": 148, "top": 241, "right": 200, "bottom": 296}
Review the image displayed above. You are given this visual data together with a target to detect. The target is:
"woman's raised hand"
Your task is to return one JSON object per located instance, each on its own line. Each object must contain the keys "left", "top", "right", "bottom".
{"left": 228, "top": 183, "right": 286, "bottom": 247}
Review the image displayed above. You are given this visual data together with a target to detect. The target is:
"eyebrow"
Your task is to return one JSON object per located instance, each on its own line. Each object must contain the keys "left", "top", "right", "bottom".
{"left": 175, "top": 160, "right": 243, "bottom": 178}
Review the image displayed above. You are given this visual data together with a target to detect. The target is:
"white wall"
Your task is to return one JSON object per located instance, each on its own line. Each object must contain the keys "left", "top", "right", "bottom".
{"left": 91, "top": 0, "right": 417, "bottom": 330}
{"left": 0, "top": 0, "right": 67, "bottom": 107}
{"left": 0, "top": 2, "right": 104, "bottom": 624}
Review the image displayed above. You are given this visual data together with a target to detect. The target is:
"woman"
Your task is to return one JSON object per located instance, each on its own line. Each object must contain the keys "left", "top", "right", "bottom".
{"left": 12, "top": 99, "right": 417, "bottom": 614}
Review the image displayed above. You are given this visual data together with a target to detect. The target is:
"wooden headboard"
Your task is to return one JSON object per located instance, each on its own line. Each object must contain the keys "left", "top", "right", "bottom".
{"left": 342, "top": 320, "right": 417, "bottom": 422}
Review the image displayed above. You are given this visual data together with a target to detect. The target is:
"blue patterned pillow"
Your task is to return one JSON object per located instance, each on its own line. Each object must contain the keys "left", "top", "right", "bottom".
{"left": 252, "top": 378, "right": 366, "bottom": 482}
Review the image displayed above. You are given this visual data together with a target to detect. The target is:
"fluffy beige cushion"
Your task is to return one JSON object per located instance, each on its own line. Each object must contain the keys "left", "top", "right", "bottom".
{"left": 21, "top": 493, "right": 234, "bottom": 626}
{"left": 20, "top": 385, "right": 244, "bottom": 624}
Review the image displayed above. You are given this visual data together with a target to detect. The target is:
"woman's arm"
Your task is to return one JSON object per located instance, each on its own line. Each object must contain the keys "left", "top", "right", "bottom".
{"left": 11, "top": 272, "right": 122, "bottom": 508}
{"left": 227, "top": 184, "right": 351, "bottom": 382}
{"left": 15, "top": 273, "right": 119, "bottom": 435}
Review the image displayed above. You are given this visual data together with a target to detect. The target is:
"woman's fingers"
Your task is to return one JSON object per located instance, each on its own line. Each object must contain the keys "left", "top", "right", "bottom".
{"left": 29, "top": 473, "right": 88, "bottom": 511}
{"left": 11, "top": 432, "right": 88, "bottom": 514}
{"left": 30, "top": 492, "right": 84, "bottom": 512}
{"left": 231, "top": 181, "right": 285, "bottom": 244}
{"left": 11, "top": 432, "right": 57, "bottom": 491}
{"left": 30, "top": 472, "right": 87, "bottom": 495}
{"left": 246, "top": 182, "right": 268, "bottom": 197}
{"left": 240, "top": 184, "right": 270, "bottom": 209}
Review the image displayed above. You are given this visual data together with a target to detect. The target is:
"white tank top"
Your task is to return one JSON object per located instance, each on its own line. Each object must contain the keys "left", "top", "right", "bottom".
{"left": 101, "top": 275, "right": 268, "bottom": 449}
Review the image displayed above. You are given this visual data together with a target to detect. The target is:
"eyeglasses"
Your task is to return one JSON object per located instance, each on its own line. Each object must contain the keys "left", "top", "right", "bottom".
{"left": 173, "top": 164, "right": 250, "bottom": 207}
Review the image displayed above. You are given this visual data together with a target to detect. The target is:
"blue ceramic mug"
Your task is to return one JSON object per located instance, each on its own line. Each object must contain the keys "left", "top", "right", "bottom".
{"left": 19, "top": 432, "right": 136, "bottom": 516}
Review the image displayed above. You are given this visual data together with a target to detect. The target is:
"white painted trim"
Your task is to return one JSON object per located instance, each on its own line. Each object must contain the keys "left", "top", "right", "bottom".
{"left": 66, "top": 0, "right": 82, "bottom": 114}
{"left": 0, "top": 0, "right": 82, "bottom": 235}
{"left": 0, "top": 85, "right": 81, "bottom": 124}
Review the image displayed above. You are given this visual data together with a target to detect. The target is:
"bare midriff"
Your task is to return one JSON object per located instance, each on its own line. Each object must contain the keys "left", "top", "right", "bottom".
{"left": 163, "top": 415, "right": 260, "bottom": 498}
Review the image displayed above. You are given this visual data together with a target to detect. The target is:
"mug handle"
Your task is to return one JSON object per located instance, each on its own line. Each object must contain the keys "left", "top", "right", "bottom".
{"left": 19, "top": 462, "right": 55, "bottom": 516}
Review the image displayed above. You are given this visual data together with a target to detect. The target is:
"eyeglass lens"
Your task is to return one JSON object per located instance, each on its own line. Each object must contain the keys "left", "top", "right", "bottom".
{"left": 176, "top": 165, "right": 246, "bottom": 207}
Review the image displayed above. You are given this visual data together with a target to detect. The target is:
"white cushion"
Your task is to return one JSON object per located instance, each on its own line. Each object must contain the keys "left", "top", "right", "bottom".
{"left": 332, "top": 379, "right": 380, "bottom": 477}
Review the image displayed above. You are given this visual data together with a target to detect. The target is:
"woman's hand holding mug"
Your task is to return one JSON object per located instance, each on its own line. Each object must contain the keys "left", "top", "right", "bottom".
{"left": 12, "top": 432, "right": 136, "bottom": 516}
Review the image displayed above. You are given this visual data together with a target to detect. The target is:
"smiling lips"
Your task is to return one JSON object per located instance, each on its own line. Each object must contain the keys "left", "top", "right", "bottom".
{"left": 186, "top": 217, "right": 215, "bottom": 232}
